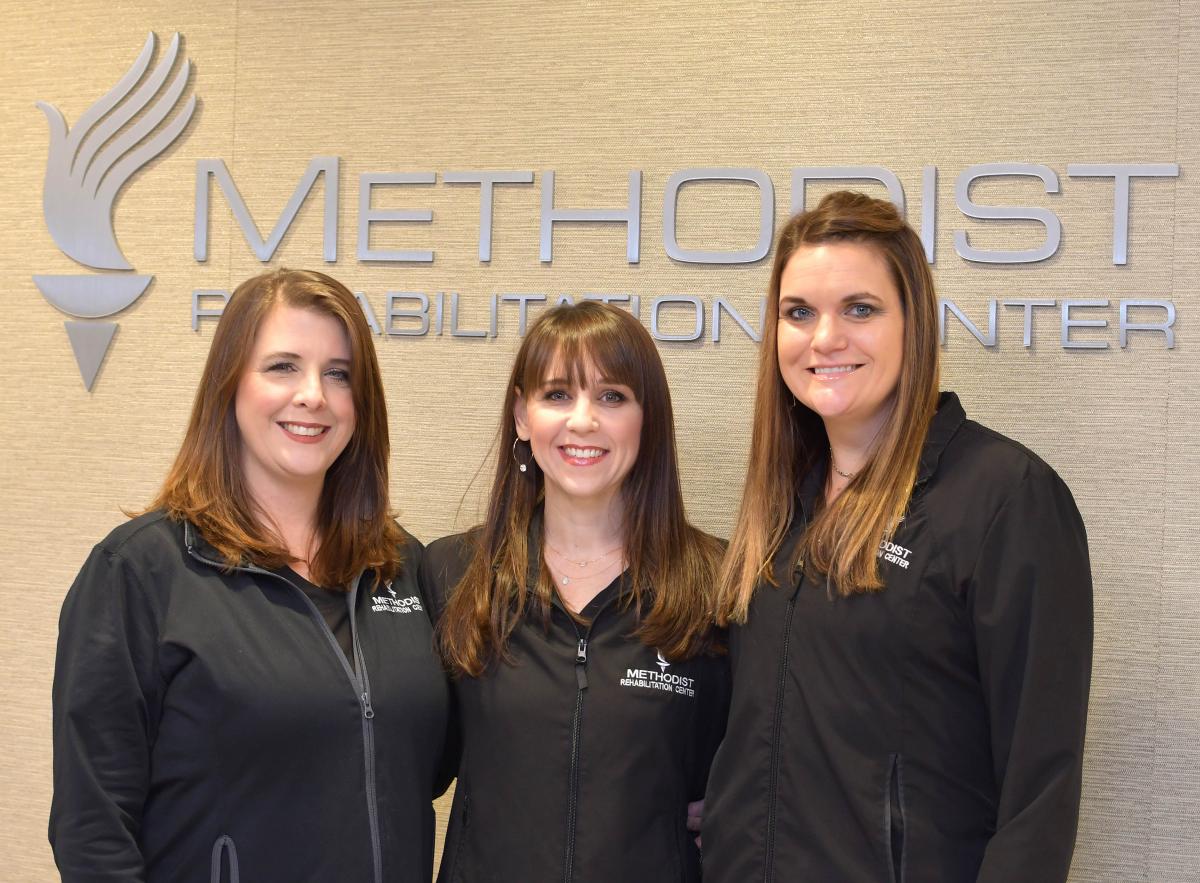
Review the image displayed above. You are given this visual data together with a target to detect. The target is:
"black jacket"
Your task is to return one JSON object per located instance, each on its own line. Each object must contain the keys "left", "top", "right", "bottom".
{"left": 421, "top": 528, "right": 731, "bottom": 883}
{"left": 703, "top": 393, "right": 1093, "bottom": 883}
{"left": 50, "top": 511, "right": 452, "bottom": 883}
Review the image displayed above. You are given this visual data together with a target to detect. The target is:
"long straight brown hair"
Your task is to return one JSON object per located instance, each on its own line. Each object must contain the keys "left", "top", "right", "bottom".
{"left": 151, "top": 268, "right": 405, "bottom": 589}
{"left": 716, "top": 191, "right": 940, "bottom": 623}
{"left": 437, "top": 301, "right": 722, "bottom": 677}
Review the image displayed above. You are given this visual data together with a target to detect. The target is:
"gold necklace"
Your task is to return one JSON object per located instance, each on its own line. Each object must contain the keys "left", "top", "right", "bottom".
{"left": 545, "top": 547, "right": 625, "bottom": 586}
{"left": 544, "top": 540, "right": 623, "bottom": 569}
{"left": 829, "top": 447, "right": 857, "bottom": 479}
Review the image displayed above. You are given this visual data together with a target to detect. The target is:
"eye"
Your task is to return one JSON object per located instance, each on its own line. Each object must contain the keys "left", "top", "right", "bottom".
{"left": 325, "top": 367, "right": 351, "bottom": 385}
{"left": 265, "top": 361, "right": 296, "bottom": 374}
{"left": 782, "top": 305, "right": 813, "bottom": 321}
{"left": 599, "top": 389, "right": 627, "bottom": 404}
{"left": 848, "top": 303, "right": 876, "bottom": 319}
{"left": 541, "top": 387, "right": 570, "bottom": 402}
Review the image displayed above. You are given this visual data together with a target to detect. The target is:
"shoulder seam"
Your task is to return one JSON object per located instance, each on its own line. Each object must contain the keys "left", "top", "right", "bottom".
{"left": 98, "top": 511, "right": 175, "bottom": 562}
{"left": 954, "top": 420, "right": 1056, "bottom": 476}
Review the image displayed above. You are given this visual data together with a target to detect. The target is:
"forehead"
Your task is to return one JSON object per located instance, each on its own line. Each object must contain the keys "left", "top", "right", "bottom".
{"left": 252, "top": 303, "right": 351, "bottom": 353}
{"left": 537, "top": 351, "right": 607, "bottom": 387}
{"left": 780, "top": 241, "right": 896, "bottom": 300}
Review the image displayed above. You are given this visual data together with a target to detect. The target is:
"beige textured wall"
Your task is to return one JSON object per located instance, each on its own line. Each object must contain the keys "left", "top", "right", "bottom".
{"left": 2, "top": 1, "right": 1196, "bottom": 879}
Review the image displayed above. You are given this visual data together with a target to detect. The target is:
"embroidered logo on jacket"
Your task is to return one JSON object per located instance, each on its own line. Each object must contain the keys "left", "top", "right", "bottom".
{"left": 878, "top": 539, "right": 914, "bottom": 570}
{"left": 371, "top": 581, "right": 423, "bottom": 614}
{"left": 620, "top": 649, "right": 696, "bottom": 697}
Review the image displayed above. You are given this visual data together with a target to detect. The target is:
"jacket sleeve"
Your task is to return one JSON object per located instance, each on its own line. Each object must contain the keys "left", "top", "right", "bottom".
{"left": 418, "top": 532, "right": 474, "bottom": 625}
{"left": 50, "top": 543, "right": 164, "bottom": 883}
{"left": 415, "top": 536, "right": 462, "bottom": 798}
{"left": 689, "top": 645, "right": 732, "bottom": 802}
{"left": 968, "top": 467, "right": 1093, "bottom": 883}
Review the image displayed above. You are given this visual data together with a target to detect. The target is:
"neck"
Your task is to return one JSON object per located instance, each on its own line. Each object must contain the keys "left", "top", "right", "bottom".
{"left": 246, "top": 473, "right": 323, "bottom": 564}
{"left": 823, "top": 411, "right": 891, "bottom": 504}
{"left": 542, "top": 487, "right": 625, "bottom": 556}
{"left": 826, "top": 426, "right": 873, "bottom": 477}
{"left": 823, "top": 401, "right": 894, "bottom": 477}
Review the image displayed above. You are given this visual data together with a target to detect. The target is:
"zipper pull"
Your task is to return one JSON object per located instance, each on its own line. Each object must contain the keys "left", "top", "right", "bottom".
{"left": 360, "top": 691, "right": 375, "bottom": 720}
{"left": 575, "top": 639, "right": 589, "bottom": 690}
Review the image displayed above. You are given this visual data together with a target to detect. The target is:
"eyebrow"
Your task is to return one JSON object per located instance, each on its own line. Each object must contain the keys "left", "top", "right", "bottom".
{"left": 261, "top": 351, "right": 350, "bottom": 366}
{"left": 540, "top": 375, "right": 627, "bottom": 388}
{"left": 780, "top": 291, "right": 883, "bottom": 306}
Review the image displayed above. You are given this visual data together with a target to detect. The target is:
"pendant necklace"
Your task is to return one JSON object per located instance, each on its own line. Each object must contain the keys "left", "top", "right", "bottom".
{"left": 545, "top": 541, "right": 624, "bottom": 586}
{"left": 554, "top": 557, "right": 623, "bottom": 586}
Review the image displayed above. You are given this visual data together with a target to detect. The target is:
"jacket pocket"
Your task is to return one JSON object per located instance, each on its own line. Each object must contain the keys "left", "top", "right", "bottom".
{"left": 210, "top": 834, "right": 240, "bottom": 883}
{"left": 884, "top": 754, "right": 906, "bottom": 883}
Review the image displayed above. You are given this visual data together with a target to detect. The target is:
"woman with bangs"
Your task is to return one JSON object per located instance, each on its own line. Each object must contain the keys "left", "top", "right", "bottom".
{"left": 425, "top": 300, "right": 730, "bottom": 883}
{"left": 51, "top": 269, "right": 451, "bottom": 883}
{"left": 702, "top": 192, "right": 1093, "bottom": 883}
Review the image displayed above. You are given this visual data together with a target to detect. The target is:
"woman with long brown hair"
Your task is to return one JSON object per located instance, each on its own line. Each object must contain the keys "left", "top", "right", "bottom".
{"left": 425, "top": 300, "right": 729, "bottom": 883}
{"left": 702, "top": 191, "right": 1093, "bottom": 883}
{"left": 50, "top": 269, "right": 451, "bottom": 883}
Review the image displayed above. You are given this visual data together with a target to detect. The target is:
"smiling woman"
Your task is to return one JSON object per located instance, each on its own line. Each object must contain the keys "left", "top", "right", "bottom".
{"left": 49, "top": 269, "right": 452, "bottom": 883}
{"left": 703, "top": 192, "right": 1093, "bottom": 883}
{"left": 424, "top": 301, "right": 729, "bottom": 883}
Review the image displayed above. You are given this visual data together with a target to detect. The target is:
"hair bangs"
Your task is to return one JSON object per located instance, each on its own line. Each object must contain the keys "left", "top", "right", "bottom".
{"left": 519, "top": 309, "right": 646, "bottom": 402}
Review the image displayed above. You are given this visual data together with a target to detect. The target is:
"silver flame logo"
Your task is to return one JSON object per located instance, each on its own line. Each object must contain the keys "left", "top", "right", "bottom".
{"left": 33, "top": 32, "right": 197, "bottom": 390}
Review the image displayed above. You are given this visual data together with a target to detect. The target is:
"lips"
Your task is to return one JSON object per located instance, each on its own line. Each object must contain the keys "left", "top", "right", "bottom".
{"left": 809, "top": 364, "right": 861, "bottom": 377}
{"left": 279, "top": 421, "right": 330, "bottom": 442}
{"left": 559, "top": 444, "right": 608, "bottom": 465}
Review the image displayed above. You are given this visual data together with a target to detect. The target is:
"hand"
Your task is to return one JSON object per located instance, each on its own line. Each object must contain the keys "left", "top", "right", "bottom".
{"left": 687, "top": 799, "right": 704, "bottom": 849}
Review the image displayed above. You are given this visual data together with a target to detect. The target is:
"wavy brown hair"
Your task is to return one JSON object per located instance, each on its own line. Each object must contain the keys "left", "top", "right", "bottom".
{"left": 437, "top": 301, "right": 722, "bottom": 677}
{"left": 151, "top": 268, "right": 404, "bottom": 589}
{"left": 716, "top": 191, "right": 940, "bottom": 623}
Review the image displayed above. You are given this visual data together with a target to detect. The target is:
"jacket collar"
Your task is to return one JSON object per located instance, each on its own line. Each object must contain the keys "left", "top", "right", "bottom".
{"left": 182, "top": 519, "right": 229, "bottom": 569}
{"left": 183, "top": 519, "right": 366, "bottom": 594}
{"left": 916, "top": 391, "right": 965, "bottom": 485}
{"left": 773, "top": 466, "right": 825, "bottom": 586}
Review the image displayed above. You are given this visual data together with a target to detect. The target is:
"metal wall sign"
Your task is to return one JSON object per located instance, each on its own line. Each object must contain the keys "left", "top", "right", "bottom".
{"left": 33, "top": 32, "right": 1179, "bottom": 391}
{"left": 33, "top": 32, "right": 197, "bottom": 390}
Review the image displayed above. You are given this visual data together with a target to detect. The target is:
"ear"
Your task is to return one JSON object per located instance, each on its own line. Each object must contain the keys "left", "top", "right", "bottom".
{"left": 512, "top": 386, "right": 531, "bottom": 441}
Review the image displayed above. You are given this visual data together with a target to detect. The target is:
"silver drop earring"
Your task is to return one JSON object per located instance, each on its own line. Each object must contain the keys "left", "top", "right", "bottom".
{"left": 512, "top": 437, "right": 532, "bottom": 474}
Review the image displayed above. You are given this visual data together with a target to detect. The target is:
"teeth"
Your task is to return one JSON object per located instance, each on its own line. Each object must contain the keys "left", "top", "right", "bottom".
{"left": 813, "top": 365, "right": 857, "bottom": 375}
{"left": 282, "top": 423, "right": 325, "bottom": 437}
{"left": 563, "top": 446, "right": 604, "bottom": 458}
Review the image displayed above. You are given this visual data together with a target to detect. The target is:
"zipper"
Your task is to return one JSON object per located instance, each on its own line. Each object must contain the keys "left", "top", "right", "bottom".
{"left": 563, "top": 631, "right": 589, "bottom": 883}
{"left": 184, "top": 533, "right": 383, "bottom": 883}
{"left": 349, "top": 583, "right": 384, "bottom": 883}
{"left": 559, "top": 593, "right": 618, "bottom": 883}
{"left": 887, "top": 753, "right": 906, "bottom": 883}
{"left": 762, "top": 559, "right": 802, "bottom": 883}
{"left": 574, "top": 638, "right": 589, "bottom": 689}
{"left": 533, "top": 546, "right": 623, "bottom": 883}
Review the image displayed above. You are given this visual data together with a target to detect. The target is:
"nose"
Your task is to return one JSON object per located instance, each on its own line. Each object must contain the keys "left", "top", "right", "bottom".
{"left": 292, "top": 367, "right": 327, "bottom": 409}
{"left": 565, "top": 395, "right": 598, "bottom": 434}
{"left": 811, "top": 313, "right": 847, "bottom": 354}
